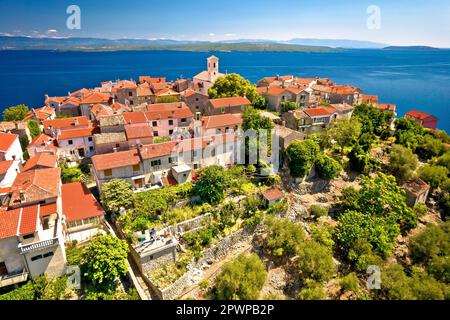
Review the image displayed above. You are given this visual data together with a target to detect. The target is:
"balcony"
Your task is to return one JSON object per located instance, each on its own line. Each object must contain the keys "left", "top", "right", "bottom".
{"left": 0, "top": 270, "right": 28, "bottom": 288}
{"left": 19, "top": 237, "right": 59, "bottom": 254}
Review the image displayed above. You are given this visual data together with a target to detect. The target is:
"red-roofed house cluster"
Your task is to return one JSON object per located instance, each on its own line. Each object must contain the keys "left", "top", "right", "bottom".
{"left": 0, "top": 133, "right": 105, "bottom": 288}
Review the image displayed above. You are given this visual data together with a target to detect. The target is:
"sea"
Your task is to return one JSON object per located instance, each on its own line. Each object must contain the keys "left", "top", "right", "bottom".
{"left": 0, "top": 49, "right": 449, "bottom": 132}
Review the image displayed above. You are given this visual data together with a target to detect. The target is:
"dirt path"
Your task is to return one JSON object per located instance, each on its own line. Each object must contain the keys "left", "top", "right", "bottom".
{"left": 178, "top": 240, "right": 253, "bottom": 300}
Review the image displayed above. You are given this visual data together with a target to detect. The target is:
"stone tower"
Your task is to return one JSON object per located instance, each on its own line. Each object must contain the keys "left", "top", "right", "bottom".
{"left": 207, "top": 55, "right": 219, "bottom": 83}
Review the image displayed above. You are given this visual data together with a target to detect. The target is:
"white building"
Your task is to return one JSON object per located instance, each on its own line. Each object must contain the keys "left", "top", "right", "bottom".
{"left": 193, "top": 56, "right": 225, "bottom": 95}
{"left": 0, "top": 132, "right": 24, "bottom": 163}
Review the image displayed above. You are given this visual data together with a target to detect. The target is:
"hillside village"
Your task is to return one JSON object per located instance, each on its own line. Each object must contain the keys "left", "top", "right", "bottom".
{"left": 0, "top": 55, "right": 449, "bottom": 300}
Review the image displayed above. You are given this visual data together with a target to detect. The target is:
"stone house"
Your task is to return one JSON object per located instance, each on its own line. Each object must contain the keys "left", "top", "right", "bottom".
{"left": 257, "top": 86, "right": 309, "bottom": 112}
{"left": 181, "top": 89, "right": 210, "bottom": 119}
{"left": 402, "top": 179, "right": 431, "bottom": 207}
{"left": 329, "top": 85, "right": 362, "bottom": 105}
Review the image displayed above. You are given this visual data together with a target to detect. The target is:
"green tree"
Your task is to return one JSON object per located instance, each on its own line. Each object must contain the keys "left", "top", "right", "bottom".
{"left": 27, "top": 120, "right": 41, "bottom": 140}
{"left": 193, "top": 165, "right": 230, "bottom": 204}
{"left": 314, "top": 154, "right": 342, "bottom": 179}
{"left": 0, "top": 281, "right": 36, "bottom": 300}
{"left": 353, "top": 103, "right": 393, "bottom": 138}
{"left": 208, "top": 73, "right": 261, "bottom": 104}
{"left": 214, "top": 253, "right": 267, "bottom": 300}
{"left": 388, "top": 144, "right": 418, "bottom": 183}
{"left": 334, "top": 210, "right": 399, "bottom": 258}
{"left": 2, "top": 104, "right": 29, "bottom": 121}
{"left": 287, "top": 139, "right": 320, "bottom": 178}
{"left": 348, "top": 144, "right": 380, "bottom": 174}
{"left": 416, "top": 135, "right": 444, "bottom": 160}
{"left": 410, "top": 222, "right": 449, "bottom": 265}
{"left": 101, "top": 179, "right": 134, "bottom": 212}
{"left": 297, "top": 241, "right": 336, "bottom": 282}
{"left": 358, "top": 173, "right": 417, "bottom": 230}
{"left": 83, "top": 235, "right": 128, "bottom": 291}
{"left": 418, "top": 165, "right": 449, "bottom": 189}
{"left": 324, "top": 118, "right": 362, "bottom": 153}
{"left": 262, "top": 216, "right": 305, "bottom": 258}
{"left": 61, "top": 164, "right": 84, "bottom": 183}
{"left": 434, "top": 152, "right": 450, "bottom": 171}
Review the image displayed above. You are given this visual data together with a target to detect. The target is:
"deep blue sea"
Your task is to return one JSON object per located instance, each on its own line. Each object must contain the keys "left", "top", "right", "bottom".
{"left": 0, "top": 49, "right": 449, "bottom": 132}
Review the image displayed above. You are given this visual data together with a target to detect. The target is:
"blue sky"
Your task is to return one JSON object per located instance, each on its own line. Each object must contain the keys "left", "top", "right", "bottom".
{"left": 0, "top": 0, "right": 449, "bottom": 47}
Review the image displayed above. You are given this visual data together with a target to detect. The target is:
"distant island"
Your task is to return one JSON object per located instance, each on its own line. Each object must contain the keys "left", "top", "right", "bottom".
{"left": 0, "top": 36, "right": 339, "bottom": 52}
{"left": 383, "top": 45, "right": 440, "bottom": 51}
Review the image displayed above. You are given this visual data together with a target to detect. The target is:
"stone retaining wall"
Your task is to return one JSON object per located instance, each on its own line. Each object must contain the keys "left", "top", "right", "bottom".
{"left": 144, "top": 228, "right": 254, "bottom": 300}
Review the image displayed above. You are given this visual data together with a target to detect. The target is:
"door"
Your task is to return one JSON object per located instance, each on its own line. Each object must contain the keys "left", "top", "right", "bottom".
{"left": 0, "top": 262, "right": 7, "bottom": 276}
{"left": 78, "top": 148, "right": 85, "bottom": 158}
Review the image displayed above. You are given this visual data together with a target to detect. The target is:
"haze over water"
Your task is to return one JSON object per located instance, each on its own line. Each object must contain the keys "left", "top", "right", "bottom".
{"left": 0, "top": 49, "right": 449, "bottom": 132}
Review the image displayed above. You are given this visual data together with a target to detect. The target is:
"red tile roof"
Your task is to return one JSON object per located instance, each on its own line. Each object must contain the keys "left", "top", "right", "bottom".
{"left": 139, "top": 141, "right": 178, "bottom": 159}
{"left": 80, "top": 92, "right": 111, "bottom": 104}
{"left": 0, "top": 132, "right": 18, "bottom": 152}
{"left": 22, "top": 154, "right": 57, "bottom": 172}
{"left": 0, "top": 160, "right": 14, "bottom": 175}
{"left": 123, "top": 112, "right": 148, "bottom": 124}
{"left": 9, "top": 168, "right": 61, "bottom": 206}
{"left": 43, "top": 116, "right": 89, "bottom": 131}
{"left": 125, "top": 124, "right": 153, "bottom": 140}
{"left": 361, "top": 95, "right": 379, "bottom": 104}
{"left": 146, "top": 102, "right": 193, "bottom": 120}
{"left": 405, "top": 110, "right": 436, "bottom": 121}
{"left": 209, "top": 97, "right": 251, "bottom": 109}
{"left": 304, "top": 106, "right": 337, "bottom": 117}
{"left": 202, "top": 114, "right": 243, "bottom": 129}
{"left": 57, "top": 127, "right": 97, "bottom": 140}
{"left": 19, "top": 205, "right": 39, "bottom": 235}
{"left": 92, "top": 149, "right": 141, "bottom": 171}
{"left": 40, "top": 202, "right": 57, "bottom": 217}
{"left": 261, "top": 188, "right": 284, "bottom": 201}
{"left": 29, "top": 133, "right": 56, "bottom": 147}
{"left": 331, "top": 85, "right": 360, "bottom": 95}
{"left": 0, "top": 207, "right": 21, "bottom": 239}
{"left": 182, "top": 89, "right": 207, "bottom": 98}
{"left": 62, "top": 182, "right": 104, "bottom": 223}
{"left": 378, "top": 104, "right": 396, "bottom": 112}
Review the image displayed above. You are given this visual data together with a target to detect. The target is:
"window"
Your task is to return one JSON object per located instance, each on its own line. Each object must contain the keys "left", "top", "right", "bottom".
{"left": 104, "top": 169, "right": 112, "bottom": 177}
{"left": 68, "top": 140, "right": 73, "bottom": 145}
{"left": 151, "top": 159, "right": 161, "bottom": 167}
{"left": 168, "top": 120, "right": 174, "bottom": 126}
{"left": 195, "top": 98, "right": 199, "bottom": 102}
{"left": 181, "top": 118, "right": 187, "bottom": 123}
{"left": 23, "top": 234, "right": 34, "bottom": 240}
{"left": 193, "top": 164, "right": 199, "bottom": 170}
{"left": 88, "top": 137, "right": 93, "bottom": 142}
{"left": 31, "top": 255, "right": 43, "bottom": 262}
{"left": 153, "top": 131, "right": 159, "bottom": 137}
{"left": 211, "top": 148, "right": 216, "bottom": 157}
{"left": 221, "top": 107, "right": 225, "bottom": 114}
{"left": 129, "top": 92, "right": 133, "bottom": 97}
{"left": 169, "top": 130, "right": 173, "bottom": 135}
{"left": 169, "top": 157, "right": 177, "bottom": 164}
{"left": 115, "top": 143, "right": 120, "bottom": 148}
{"left": 43, "top": 252, "right": 54, "bottom": 258}
{"left": 130, "top": 101, "right": 134, "bottom": 105}
{"left": 89, "top": 146, "right": 94, "bottom": 152}
{"left": 132, "top": 164, "right": 140, "bottom": 172}
{"left": 152, "top": 121, "right": 158, "bottom": 127}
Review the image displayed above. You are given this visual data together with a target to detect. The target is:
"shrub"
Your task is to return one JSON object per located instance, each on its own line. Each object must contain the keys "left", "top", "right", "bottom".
{"left": 297, "top": 241, "right": 336, "bottom": 282}
{"left": 310, "top": 204, "right": 329, "bottom": 218}
{"left": 298, "top": 280, "right": 327, "bottom": 300}
{"left": 339, "top": 273, "right": 360, "bottom": 293}
{"left": 213, "top": 253, "right": 267, "bottom": 300}
{"left": 262, "top": 216, "right": 305, "bottom": 258}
